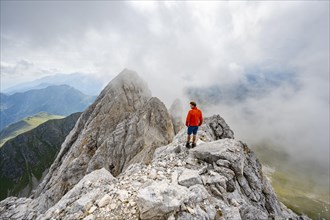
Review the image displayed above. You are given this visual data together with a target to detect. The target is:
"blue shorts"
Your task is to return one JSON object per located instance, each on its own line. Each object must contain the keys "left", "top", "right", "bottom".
{"left": 187, "top": 126, "right": 199, "bottom": 135}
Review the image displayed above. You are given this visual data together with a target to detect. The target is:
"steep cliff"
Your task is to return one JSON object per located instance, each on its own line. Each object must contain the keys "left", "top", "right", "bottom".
{"left": 31, "top": 69, "right": 175, "bottom": 212}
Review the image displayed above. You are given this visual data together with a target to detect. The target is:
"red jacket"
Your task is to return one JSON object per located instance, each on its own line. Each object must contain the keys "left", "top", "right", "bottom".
{"left": 186, "top": 107, "right": 203, "bottom": 126}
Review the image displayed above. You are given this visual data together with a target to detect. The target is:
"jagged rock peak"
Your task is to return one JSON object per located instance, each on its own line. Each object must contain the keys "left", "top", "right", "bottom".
{"left": 29, "top": 69, "right": 174, "bottom": 212}
{"left": 100, "top": 68, "right": 152, "bottom": 100}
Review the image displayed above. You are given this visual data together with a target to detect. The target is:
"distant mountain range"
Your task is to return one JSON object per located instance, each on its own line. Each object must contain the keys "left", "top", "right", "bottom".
{"left": 0, "top": 85, "right": 95, "bottom": 131}
{"left": 0, "top": 112, "right": 64, "bottom": 147}
{"left": 186, "top": 71, "right": 298, "bottom": 105}
{"left": 3, "top": 73, "right": 104, "bottom": 95}
{"left": 0, "top": 112, "right": 81, "bottom": 200}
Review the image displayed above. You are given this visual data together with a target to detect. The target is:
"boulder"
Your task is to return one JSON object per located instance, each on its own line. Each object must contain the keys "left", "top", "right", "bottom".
{"left": 137, "top": 182, "right": 189, "bottom": 219}
{"left": 178, "top": 168, "right": 202, "bottom": 187}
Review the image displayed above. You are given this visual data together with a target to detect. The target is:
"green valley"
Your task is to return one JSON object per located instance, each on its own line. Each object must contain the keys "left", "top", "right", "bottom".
{"left": 0, "top": 112, "right": 81, "bottom": 200}
{"left": 0, "top": 112, "right": 64, "bottom": 147}
{"left": 253, "top": 144, "right": 330, "bottom": 220}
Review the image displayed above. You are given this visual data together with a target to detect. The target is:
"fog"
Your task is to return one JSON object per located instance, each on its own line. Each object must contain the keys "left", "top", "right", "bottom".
{"left": 1, "top": 2, "right": 329, "bottom": 170}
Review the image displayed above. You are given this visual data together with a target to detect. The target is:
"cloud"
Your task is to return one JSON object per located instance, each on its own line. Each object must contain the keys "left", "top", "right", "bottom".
{"left": 1, "top": 59, "right": 34, "bottom": 75}
{"left": 0, "top": 1, "right": 329, "bottom": 166}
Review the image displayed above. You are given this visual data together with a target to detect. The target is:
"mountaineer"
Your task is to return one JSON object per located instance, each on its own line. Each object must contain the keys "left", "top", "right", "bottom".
{"left": 185, "top": 101, "right": 203, "bottom": 148}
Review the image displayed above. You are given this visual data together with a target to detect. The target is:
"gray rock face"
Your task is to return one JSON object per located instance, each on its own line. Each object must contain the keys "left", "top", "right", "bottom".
{"left": 0, "top": 69, "right": 310, "bottom": 220}
{"left": 137, "top": 182, "right": 190, "bottom": 219}
{"left": 154, "top": 114, "right": 235, "bottom": 159}
{"left": 0, "top": 197, "right": 37, "bottom": 219}
{"left": 0, "top": 116, "right": 309, "bottom": 220}
{"left": 178, "top": 168, "right": 202, "bottom": 187}
{"left": 192, "top": 139, "right": 284, "bottom": 219}
{"left": 203, "top": 114, "right": 234, "bottom": 140}
{"left": 31, "top": 69, "right": 174, "bottom": 211}
{"left": 37, "top": 168, "right": 115, "bottom": 220}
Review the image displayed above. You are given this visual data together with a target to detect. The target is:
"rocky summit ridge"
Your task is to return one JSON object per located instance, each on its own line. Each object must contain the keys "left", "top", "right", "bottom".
{"left": 0, "top": 69, "right": 309, "bottom": 220}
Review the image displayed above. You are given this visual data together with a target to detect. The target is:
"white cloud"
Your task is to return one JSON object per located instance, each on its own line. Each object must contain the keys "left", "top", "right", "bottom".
{"left": 0, "top": 1, "right": 329, "bottom": 164}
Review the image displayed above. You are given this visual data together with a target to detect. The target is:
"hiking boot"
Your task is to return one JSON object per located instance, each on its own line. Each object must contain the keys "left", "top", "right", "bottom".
{"left": 185, "top": 142, "right": 191, "bottom": 148}
{"left": 191, "top": 143, "right": 196, "bottom": 148}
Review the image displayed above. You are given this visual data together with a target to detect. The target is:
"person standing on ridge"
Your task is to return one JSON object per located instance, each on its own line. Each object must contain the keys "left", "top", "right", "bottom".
{"left": 185, "top": 101, "right": 203, "bottom": 148}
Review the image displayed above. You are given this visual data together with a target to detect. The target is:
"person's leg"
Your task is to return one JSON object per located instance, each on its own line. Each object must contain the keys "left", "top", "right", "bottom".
{"left": 187, "top": 135, "right": 191, "bottom": 144}
{"left": 191, "top": 126, "right": 199, "bottom": 148}
{"left": 192, "top": 135, "right": 196, "bottom": 147}
{"left": 192, "top": 135, "right": 196, "bottom": 144}
{"left": 186, "top": 126, "right": 192, "bottom": 147}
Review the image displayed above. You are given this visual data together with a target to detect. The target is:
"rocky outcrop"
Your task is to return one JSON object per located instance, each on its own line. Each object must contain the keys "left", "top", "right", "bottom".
{"left": 38, "top": 168, "right": 116, "bottom": 220}
{"left": 137, "top": 182, "right": 190, "bottom": 219}
{"left": 0, "top": 69, "right": 309, "bottom": 220}
{"left": 0, "top": 115, "right": 308, "bottom": 220}
{"left": 0, "top": 168, "right": 115, "bottom": 220}
{"left": 0, "top": 112, "right": 81, "bottom": 200}
{"left": 30, "top": 69, "right": 174, "bottom": 212}
{"left": 203, "top": 115, "right": 234, "bottom": 140}
{"left": 1, "top": 114, "right": 308, "bottom": 220}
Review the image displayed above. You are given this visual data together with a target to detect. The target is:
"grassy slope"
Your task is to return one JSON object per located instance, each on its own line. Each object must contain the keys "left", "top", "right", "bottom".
{"left": 0, "top": 112, "right": 81, "bottom": 200}
{"left": 271, "top": 170, "right": 329, "bottom": 220}
{"left": 0, "top": 112, "right": 64, "bottom": 147}
{"left": 253, "top": 145, "right": 330, "bottom": 220}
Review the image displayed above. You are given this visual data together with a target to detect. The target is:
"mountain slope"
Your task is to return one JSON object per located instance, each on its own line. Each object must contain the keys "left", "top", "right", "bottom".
{"left": 0, "top": 93, "right": 8, "bottom": 110}
{"left": 31, "top": 69, "right": 174, "bottom": 211}
{"left": 253, "top": 144, "right": 330, "bottom": 220}
{"left": 0, "top": 112, "right": 64, "bottom": 147}
{"left": 0, "top": 116, "right": 308, "bottom": 220}
{"left": 0, "top": 112, "right": 81, "bottom": 200}
{"left": 0, "top": 69, "right": 309, "bottom": 220}
{"left": 0, "top": 85, "right": 95, "bottom": 130}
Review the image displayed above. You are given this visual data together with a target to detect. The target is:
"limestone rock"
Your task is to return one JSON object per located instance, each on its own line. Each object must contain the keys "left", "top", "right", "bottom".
{"left": 0, "top": 70, "right": 310, "bottom": 220}
{"left": 136, "top": 182, "right": 189, "bottom": 219}
{"left": 83, "top": 214, "right": 95, "bottom": 220}
{"left": 154, "top": 114, "right": 234, "bottom": 159}
{"left": 97, "top": 194, "right": 111, "bottom": 208}
{"left": 0, "top": 197, "right": 38, "bottom": 219}
{"left": 37, "top": 168, "right": 115, "bottom": 220}
{"left": 117, "top": 189, "right": 129, "bottom": 202}
{"left": 204, "top": 115, "right": 234, "bottom": 140}
{"left": 178, "top": 168, "right": 202, "bottom": 187}
{"left": 32, "top": 69, "right": 174, "bottom": 212}
{"left": 191, "top": 139, "right": 242, "bottom": 164}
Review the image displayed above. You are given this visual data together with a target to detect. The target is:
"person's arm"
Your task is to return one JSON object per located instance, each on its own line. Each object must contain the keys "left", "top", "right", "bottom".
{"left": 199, "top": 110, "right": 203, "bottom": 126}
{"left": 186, "top": 111, "right": 190, "bottom": 127}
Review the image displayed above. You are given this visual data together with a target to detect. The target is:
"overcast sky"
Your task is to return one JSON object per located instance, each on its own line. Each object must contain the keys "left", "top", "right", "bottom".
{"left": 1, "top": 1, "right": 329, "bottom": 164}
